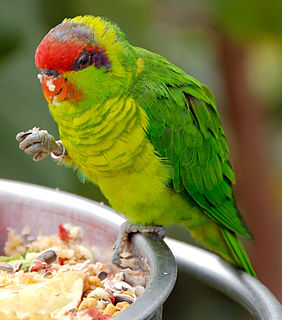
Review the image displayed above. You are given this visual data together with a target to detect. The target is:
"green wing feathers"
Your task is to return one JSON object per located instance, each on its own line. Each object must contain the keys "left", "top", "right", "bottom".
{"left": 136, "top": 48, "right": 254, "bottom": 275}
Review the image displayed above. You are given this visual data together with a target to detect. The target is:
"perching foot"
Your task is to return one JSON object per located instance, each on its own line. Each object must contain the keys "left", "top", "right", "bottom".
{"left": 112, "top": 222, "right": 165, "bottom": 269}
{"left": 16, "top": 127, "right": 65, "bottom": 161}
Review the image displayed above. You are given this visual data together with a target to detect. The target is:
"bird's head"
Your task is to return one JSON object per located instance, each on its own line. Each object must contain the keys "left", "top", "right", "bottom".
{"left": 35, "top": 15, "right": 136, "bottom": 111}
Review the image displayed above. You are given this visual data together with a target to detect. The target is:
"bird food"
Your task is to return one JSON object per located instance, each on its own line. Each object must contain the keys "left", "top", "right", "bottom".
{"left": 0, "top": 224, "right": 146, "bottom": 319}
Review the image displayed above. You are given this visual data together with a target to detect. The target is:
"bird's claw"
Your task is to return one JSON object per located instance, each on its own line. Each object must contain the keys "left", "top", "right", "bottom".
{"left": 16, "top": 127, "right": 64, "bottom": 162}
{"left": 112, "top": 222, "right": 165, "bottom": 269}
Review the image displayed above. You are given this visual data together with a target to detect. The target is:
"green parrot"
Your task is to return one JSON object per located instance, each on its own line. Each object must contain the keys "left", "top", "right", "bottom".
{"left": 16, "top": 15, "right": 256, "bottom": 277}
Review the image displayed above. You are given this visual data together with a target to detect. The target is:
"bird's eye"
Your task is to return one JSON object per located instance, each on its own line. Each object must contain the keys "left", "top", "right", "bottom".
{"left": 72, "top": 51, "right": 91, "bottom": 70}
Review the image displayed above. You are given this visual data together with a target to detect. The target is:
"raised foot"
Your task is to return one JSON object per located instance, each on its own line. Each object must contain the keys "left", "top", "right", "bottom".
{"left": 16, "top": 127, "right": 64, "bottom": 161}
{"left": 112, "top": 222, "right": 165, "bottom": 269}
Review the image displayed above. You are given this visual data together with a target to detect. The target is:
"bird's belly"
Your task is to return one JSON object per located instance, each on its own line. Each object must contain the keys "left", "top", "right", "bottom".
{"left": 95, "top": 170, "right": 195, "bottom": 226}
{"left": 65, "top": 141, "right": 174, "bottom": 224}
{"left": 60, "top": 127, "right": 195, "bottom": 225}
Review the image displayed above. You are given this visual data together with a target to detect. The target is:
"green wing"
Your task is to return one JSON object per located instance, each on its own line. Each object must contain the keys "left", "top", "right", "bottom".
{"left": 135, "top": 48, "right": 252, "bottom": 239}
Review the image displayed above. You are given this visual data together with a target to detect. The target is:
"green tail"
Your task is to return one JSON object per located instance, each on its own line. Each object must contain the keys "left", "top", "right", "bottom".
{"left": 220, "top": 227, "right": 256, "bottom": 278}
{"left": 182, "top": 212, "right": 256, "bottom": 278}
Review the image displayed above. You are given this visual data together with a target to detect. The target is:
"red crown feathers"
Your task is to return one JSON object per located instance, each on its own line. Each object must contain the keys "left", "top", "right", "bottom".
{"left": 35, "top": 36, "right": 86, "bottom": 72}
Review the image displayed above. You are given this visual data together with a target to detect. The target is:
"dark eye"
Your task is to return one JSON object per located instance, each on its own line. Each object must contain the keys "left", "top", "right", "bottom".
{"left": 72, "top": 51, "right": 91, "bottom": 70}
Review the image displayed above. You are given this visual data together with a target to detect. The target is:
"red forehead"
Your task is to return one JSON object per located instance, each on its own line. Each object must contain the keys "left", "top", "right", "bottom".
{"left": 35, "top": 36, "right": 86, "bottom": 72}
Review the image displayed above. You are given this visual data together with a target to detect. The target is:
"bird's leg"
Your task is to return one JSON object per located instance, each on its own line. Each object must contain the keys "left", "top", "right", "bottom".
{"left": 16, "top": 127, "right": 66, "bottom": 162}
{"left": 112, "top": 222, "right": 165, "bottom": 268}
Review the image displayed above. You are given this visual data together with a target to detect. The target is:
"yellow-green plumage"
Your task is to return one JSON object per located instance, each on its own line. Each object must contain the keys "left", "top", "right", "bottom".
{"left": 38, "top": 15, "right": 255, "bottom": 276}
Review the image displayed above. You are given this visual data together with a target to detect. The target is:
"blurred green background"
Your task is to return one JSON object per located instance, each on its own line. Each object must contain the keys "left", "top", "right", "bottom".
{"left": 0, "top": 0, "right": 281, "bottom": 318}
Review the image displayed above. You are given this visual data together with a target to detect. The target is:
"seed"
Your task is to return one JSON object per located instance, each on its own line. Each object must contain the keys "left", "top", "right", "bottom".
{"left": 43, "top": 271, "right": 54, "bottom": 278}
{"left": 12, "top": 262, "right": 22, "bottom": 273}
{"left": 97, "top": 271, "right": 108, "bottom": 281}
{"left": 114, "top": 293, "right": 134, "bottom": 305}
{"left": 104, "top": 280, "right": 132, "bottom": 292}
{"left": 36, "top": 249, "right": 57, "bottom": 264}
{"left": 0, "top": 262, "right": 14, "bottom": 273}
{"left": 135, "top": 285, "right": 145, "bottom": 297}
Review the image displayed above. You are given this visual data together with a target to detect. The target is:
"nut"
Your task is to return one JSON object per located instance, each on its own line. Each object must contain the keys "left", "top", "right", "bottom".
{"left": 78, "top": 297, "right": 98, "bottom": 311}
{"left": 102, "top": 303, "right": 117, "bottom": 315}
{"left": 88, "top": 276, "right": 103, "bottom": 288}
{"left": 89, "top": 287, "right": 110, "bottom": 300}
{"left": 116, "top": 301, "right": 130, "bottom": 311}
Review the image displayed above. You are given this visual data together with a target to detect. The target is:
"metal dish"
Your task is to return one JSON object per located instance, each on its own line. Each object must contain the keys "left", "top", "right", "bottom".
{"left": 0, "top": 179, "right": 177, "bottom": 320}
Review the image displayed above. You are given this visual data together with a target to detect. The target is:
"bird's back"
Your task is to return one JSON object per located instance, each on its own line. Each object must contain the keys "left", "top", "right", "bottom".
{"left": 132, "top": 47, "right": 255, "bottom": 276}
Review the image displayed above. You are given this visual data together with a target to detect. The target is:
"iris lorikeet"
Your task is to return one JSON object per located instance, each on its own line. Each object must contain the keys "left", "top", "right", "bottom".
{"left": 17, "top": 15, "right": 255, "bottom": 277}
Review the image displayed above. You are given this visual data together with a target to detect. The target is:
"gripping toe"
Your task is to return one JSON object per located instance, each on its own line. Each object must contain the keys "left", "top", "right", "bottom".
{"left": 112, "top": 222, "right": 165, "bottom": 268}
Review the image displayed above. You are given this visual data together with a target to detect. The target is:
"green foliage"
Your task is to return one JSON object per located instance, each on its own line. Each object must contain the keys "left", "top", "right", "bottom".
{"left": 0, "top": 30, "right": 21, "bottom": 62}
{"left": 205, "top": 0, "right": 282, "bottom": 39}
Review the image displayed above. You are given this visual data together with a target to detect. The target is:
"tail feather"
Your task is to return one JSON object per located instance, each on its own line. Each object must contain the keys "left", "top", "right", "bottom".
{"left": 220, "top": 227, "right": 256, "bottom": 278}
{"left": 182, "top": 212, "right": 256, "bottom": 277}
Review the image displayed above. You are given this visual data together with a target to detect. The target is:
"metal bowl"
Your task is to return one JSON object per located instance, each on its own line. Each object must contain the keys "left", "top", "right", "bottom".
{"left": 0, "top": 179, "right": 177, "bottom": 320}
{"left": 165, "top": 237, "right": 282, "bottom": 319}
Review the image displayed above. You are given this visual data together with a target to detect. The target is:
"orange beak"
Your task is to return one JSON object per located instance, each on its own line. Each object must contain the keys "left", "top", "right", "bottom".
{"left": 38, "top": 74, "right": 68, "bottom": 104}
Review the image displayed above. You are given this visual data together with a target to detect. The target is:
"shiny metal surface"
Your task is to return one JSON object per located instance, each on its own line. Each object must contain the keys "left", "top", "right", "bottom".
{"left": 0, "top": 179, "right": 177, "bottom": 320}
{"left": 166, "top": 238, "right": 282, "bottom": 320}
{"left": 1, "top": 179, "right": 280, "bottom": 319}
